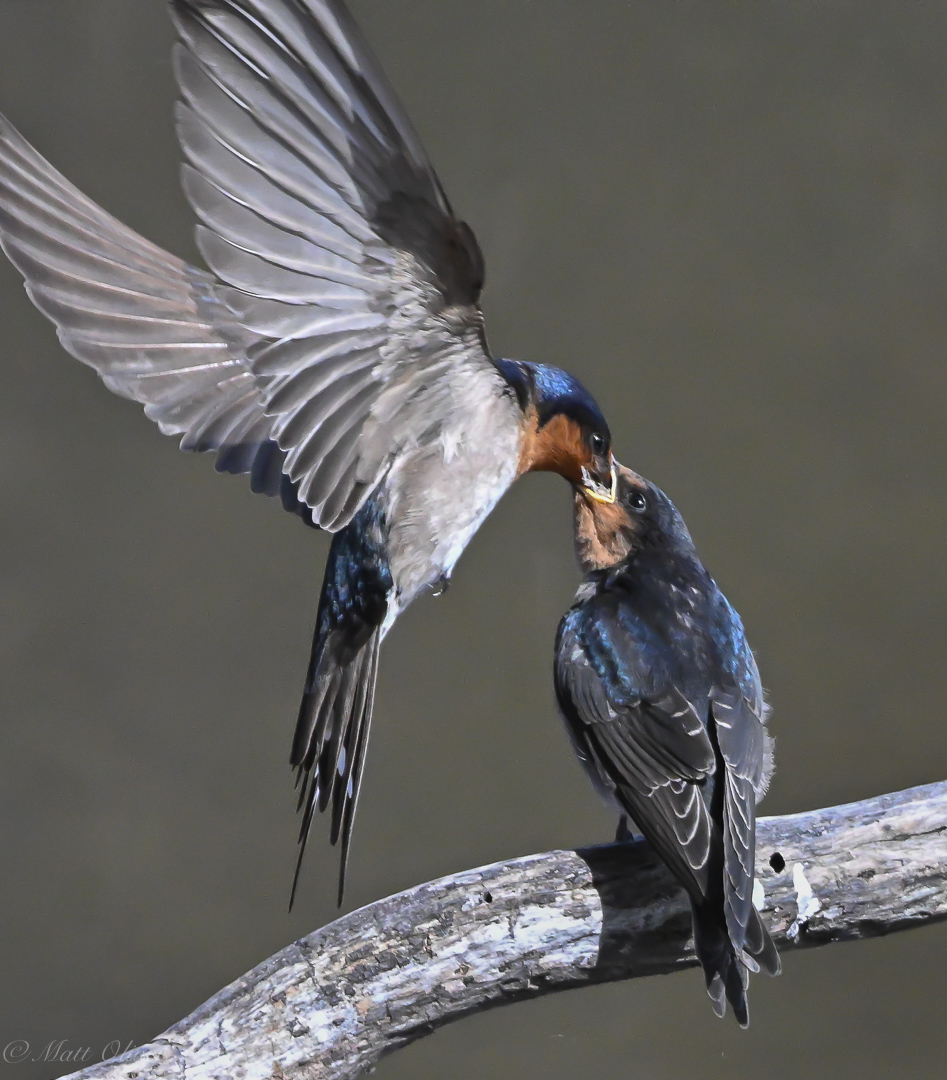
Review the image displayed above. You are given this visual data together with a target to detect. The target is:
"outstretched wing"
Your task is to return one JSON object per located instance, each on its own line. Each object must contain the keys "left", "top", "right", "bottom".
{"left": 2, "top": 0, "right": 500, "bottom": 532}
{"left": 171, "top": 0, "right": 498, "bottom": 530}
{"left": 555, "top": 604, "right": 718, "bottom": 899}
{"left": 0, "top": 112, "right": 286, "bottom": 490}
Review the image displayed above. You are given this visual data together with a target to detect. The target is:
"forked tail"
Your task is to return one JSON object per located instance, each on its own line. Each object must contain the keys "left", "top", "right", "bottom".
{"left": 289, "top": 500, "right": 391, "bottom": 909}
{"left": 693, "top": 900, "right": 780, "bottom": 1027}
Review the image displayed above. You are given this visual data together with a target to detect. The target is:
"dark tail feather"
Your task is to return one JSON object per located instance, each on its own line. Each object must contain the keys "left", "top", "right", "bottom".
{"left": 692, "top": 901, "right": 751, "bottom": 1028}
{"left": 744, "top": 905, "right": 781, "bottom": 976}
{"left": 288, "top": 499, "right": 390, "bottom": 910}
{"left": 288, "top": 627, "right": 382, "bottom": 912}
{"left": 331, "top": 638, "right": 379, "bottom": 906}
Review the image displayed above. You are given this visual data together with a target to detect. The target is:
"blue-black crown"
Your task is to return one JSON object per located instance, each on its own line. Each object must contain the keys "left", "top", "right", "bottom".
{"left": 496, "top": 359, "right": 610, "bottom": 437}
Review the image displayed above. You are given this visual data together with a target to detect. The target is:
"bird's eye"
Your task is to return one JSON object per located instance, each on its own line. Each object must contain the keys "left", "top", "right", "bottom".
{"left": 589, "top": 432, "right": 607, "bottom": 455}
{"left": 628, "top": 491, "right": 647, "bottom": 512}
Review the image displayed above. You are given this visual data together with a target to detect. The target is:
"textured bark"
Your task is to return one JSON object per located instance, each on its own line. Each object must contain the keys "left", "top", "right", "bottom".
{"left": 60, "top": 781, "right": 947, "bottom": 1080}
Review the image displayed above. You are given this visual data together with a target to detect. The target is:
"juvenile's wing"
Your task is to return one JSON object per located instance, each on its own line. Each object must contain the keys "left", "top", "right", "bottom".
{"left": 0, "top": 112, "right": 315, "bottom": 508}
{"left": 712, "top": 670, "right": 769, "bottom": 956}
{"left": 172, "top": 0, "right": 500, "bottom": 531}
{"left": 555, "top": 600, "right": 717, "bottom": 898}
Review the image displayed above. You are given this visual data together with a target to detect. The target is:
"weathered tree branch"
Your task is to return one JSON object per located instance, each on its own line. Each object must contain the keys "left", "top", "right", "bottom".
{"left": 61, "top": 781, "right": 947, "bottom": 1080}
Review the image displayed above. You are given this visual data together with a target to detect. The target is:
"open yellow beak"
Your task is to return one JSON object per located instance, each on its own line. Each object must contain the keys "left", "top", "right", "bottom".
{"left": 580, "top": 463, "right": 617, "bottom": 504}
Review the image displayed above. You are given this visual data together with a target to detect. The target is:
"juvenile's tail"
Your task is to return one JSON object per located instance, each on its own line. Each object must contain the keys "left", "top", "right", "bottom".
{"left": 693, "top": 900, "right": 780, "bottom": 1027}
{"left": 289, "top": 501, "right": 391, "bottom": 909}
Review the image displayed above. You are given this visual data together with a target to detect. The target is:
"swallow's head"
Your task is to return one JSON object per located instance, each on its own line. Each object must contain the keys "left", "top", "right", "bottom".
{"left": 500, "top": 361, "right": 614, "bottom": 500}
{"left": 574, "top": 463, "right": 694, "bottom": 572}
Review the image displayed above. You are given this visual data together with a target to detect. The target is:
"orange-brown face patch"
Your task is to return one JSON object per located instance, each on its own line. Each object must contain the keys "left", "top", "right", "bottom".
{"left": 572, "top": 463, "right": 645, "bottom": 571}
{"left": 573, "top": 492, "right": 633, "bottom": 571}
{"left": 517, "top": 410, "right": 591, "bottom": 482}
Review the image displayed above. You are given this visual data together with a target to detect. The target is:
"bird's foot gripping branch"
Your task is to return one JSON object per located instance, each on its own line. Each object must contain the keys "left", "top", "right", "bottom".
{"left": 57, "top": 780, "right": 947, "bottom": 1080}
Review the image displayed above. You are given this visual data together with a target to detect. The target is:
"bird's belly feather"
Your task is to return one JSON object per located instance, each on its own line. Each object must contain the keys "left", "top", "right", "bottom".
{"left": 382, "top": 378, "right": 520, "bottom": 618}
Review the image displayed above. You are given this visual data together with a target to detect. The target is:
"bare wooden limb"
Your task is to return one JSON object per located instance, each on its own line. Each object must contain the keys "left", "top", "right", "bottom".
{"left": 60, "top": 781, "right": 947, "bottom": 1080}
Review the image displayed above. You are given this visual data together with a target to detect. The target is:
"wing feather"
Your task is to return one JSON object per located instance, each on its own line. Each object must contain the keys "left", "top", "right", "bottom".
{"left": 0, "top": 110, "right": 264, "bottom": 449}
{"left": 0, "top": 108, "right": 337, "bottom": 520}
{"left": 712, "top": 689, "right": 767, "bottom": 952}
{"left": 171, "top": 0, "right": 498, "bottom": 530}
{"left": 555, "top": 612, "right": 717, "bottom": 898}
{"left": 195, "top": 226, "right": 369, "bottom": 305}
{"left": 183, "top": 170, "right": 369, "bottom": 289}
{"left": 3, "top": 0, "right": 504, "bottom": 534}
{"left": 177, "top": 101, "right": 366, "bottom": 258}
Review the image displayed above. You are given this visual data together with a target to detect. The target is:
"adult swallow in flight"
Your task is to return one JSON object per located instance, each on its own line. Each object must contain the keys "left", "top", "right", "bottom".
{"left": 556, "top": 466, "right": 779, "bottom": 1025}
{"left": 0, "top": 0, "right": 616, "bottom": 905}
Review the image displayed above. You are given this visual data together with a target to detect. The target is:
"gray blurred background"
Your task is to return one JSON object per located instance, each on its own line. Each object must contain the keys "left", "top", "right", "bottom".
{"left": 0, "top": 1, "right": 945, "bottom": 1076}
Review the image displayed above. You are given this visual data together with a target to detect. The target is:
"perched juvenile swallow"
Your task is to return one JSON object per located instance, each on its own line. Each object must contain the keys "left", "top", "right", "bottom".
{"left": 0, "top": 0, "right": 616, "bottom": 904}
{"left": 556, "top": 467, "right": 779, "bottom": 1025}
